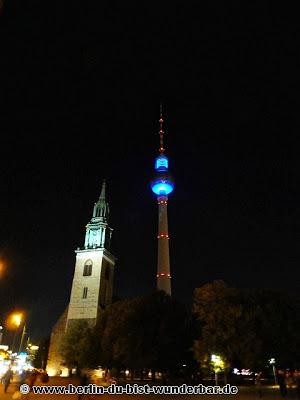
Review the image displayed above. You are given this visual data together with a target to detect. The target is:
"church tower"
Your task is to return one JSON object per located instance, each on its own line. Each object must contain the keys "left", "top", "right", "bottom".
{"left": 66, "top": 180, "right": 116, "bottom": 328}
{"left": 47, "top": 181, "right": 116, "bottom": 376}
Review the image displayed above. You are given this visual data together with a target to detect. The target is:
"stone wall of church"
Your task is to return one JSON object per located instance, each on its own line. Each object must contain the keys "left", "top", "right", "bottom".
{"left": 99, "top": 258, "right": 114, "bottom": 308}
{"left": 46, "top": 307, "right": 68, "bottom": 376}
{"left": 67, "top": 250, "right": 104, "bottom": 321}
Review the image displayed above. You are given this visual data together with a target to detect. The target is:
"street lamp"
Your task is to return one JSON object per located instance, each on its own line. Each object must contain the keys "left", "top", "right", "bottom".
{"left": 8, "top": 312, "right": 23, "bottom": 353}
{"left": 18, "top": 324, "right": 27, "bottom": 354}
{"left": 0, "top": 260, "right": 5, "bottom": 278}
{"left": 211, "top": 354, "right": 225, "bottom": 385}
{"left": 12, "top": 314, "right": 22, "bottom": 328}
{"left": 269, "top": 358, "right": 277, "bottom": 385}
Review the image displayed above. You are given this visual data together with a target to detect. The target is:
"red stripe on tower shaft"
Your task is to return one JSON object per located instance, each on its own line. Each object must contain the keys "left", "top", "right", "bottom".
{"left": 156, "top": 195, "right": 171, "bottom": 295}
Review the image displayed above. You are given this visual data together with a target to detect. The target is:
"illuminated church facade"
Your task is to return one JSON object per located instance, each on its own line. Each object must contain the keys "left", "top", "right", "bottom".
{"left": 46, "top": 181, "right": 116, "bottom": 376}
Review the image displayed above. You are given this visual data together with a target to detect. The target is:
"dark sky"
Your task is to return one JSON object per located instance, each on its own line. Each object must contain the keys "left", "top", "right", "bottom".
{"left": 0, "top": 2, "right": 299, "bottom": 340}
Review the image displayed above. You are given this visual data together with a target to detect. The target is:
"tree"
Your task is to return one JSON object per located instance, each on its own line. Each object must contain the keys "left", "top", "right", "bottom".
{"left": 95, "top": 291, "right": 194, "bottom": 377}
{"left": 252, "top": 289, "right": 300, "bottom": 368}
{"left": 59, "top": 293, "right": 195, "bottom": 377}
{"left": 96, "top": 297, "right": 143, "bottom": 369}
{"left": 60, "top": 320, "right": 96, "bottom": 373}
{"left": 32, "top": 337, "right": 50, "bottom": 369}
{"left": 193, "top": 281, "right": 300, "bottom": 372}
{"left": 193, "top": 280, "right": 261, "bottom": 372}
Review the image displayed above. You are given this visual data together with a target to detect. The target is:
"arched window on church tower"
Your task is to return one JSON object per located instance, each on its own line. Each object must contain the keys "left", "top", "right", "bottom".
{"left": 83, "top": 260, "right": 93, "bottom": 276}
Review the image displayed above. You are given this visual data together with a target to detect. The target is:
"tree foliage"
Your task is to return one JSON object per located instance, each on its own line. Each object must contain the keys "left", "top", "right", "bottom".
{"left": 95, "top": 291, "right": 194, "bottom": 373}
{"left": 60, "top": 282, "right": 299, "bottom": 375}
{"left": 193, "top": 280, "right": 300, "bottom": 370}
{"left": 32, "top": 337, "right": 50, "bottom": 369}
{"left": 60, "top": 320, "right": 97, "bottom": 371}
{"left": 252, "top": 289, "right": 300, "bottom": 368}
{"left": 59, "top": 292, "right": 193, "bottom": 374}
{"left": 193, "top": 280, "right": 261, "bottom": 370}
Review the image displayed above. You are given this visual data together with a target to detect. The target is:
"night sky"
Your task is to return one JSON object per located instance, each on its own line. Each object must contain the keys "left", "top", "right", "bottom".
{"left": 1, "top": 2, "right": 299, "bottom": 340}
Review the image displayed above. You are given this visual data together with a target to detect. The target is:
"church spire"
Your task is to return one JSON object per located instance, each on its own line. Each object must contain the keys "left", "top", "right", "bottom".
{"left": 92, "top": 180, "right": 109, "bottom": 222}
{"left": 99, "top": 180, "right": 106, "bottom": 199}
{"left": 84, "top": 181, "right": 112, "bottom": 249}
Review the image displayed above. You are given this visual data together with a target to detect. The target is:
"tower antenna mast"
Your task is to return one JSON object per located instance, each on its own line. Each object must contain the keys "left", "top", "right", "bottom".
{"left": 159, "top": 104, "right": 165, "bottom": 154}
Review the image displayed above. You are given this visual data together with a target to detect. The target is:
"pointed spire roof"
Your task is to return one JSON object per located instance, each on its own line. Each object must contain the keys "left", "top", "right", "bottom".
{"left": 91, "top": 180, "right": 109, "bottom": 222}
{"left": 99, "top": 180, "right": 106, "bottom": 199}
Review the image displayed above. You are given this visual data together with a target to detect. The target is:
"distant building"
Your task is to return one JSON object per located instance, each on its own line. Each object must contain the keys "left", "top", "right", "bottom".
{"left": 46, "top": 181, "right": 116, "bottom": 376}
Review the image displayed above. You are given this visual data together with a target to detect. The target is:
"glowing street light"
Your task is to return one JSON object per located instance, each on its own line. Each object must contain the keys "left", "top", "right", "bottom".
{"left": 12, "top": 314, "right": 22, "bottom": 328}
{"left": 269, "top": 358, "right": 277, "bottom": 385}
{"left": 6, "top": 312, "right": 23, "bottom": 330}
{"left": 211, "top": 354, "right": 225, "bottom": 385}
{"left": 0, "top": 260, "right": 5, "bottom": 278}
{"left": 211, "top": 354, "right": 225, "bottom": 369}
{"left": 6, "top": 312, "right": 24, "bottom": 353}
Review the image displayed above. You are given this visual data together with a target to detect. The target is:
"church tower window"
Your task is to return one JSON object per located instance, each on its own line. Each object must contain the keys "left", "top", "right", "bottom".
{"left": 82, "top": 287, "right": 88, "bottom": 299}
{"left": 83, "top": 260, "right": 93, "bottom": 276}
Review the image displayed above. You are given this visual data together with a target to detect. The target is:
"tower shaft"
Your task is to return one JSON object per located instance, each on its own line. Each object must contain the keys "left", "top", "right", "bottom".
{"left": 157, "top": 195, "right": 171, "bottom": 295}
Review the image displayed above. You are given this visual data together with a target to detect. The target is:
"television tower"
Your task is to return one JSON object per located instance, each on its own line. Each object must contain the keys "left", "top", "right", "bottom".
{"left": 150, "top": 107, "right": 174, "bottom": 296}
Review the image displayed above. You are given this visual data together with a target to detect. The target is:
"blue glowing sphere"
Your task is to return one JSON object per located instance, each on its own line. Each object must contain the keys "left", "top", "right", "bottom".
{"left": 155, "top": 155, "right": 169, "bottom": 171}
{"left": 151, "top": 178, "right": 174, "bottom": 196}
